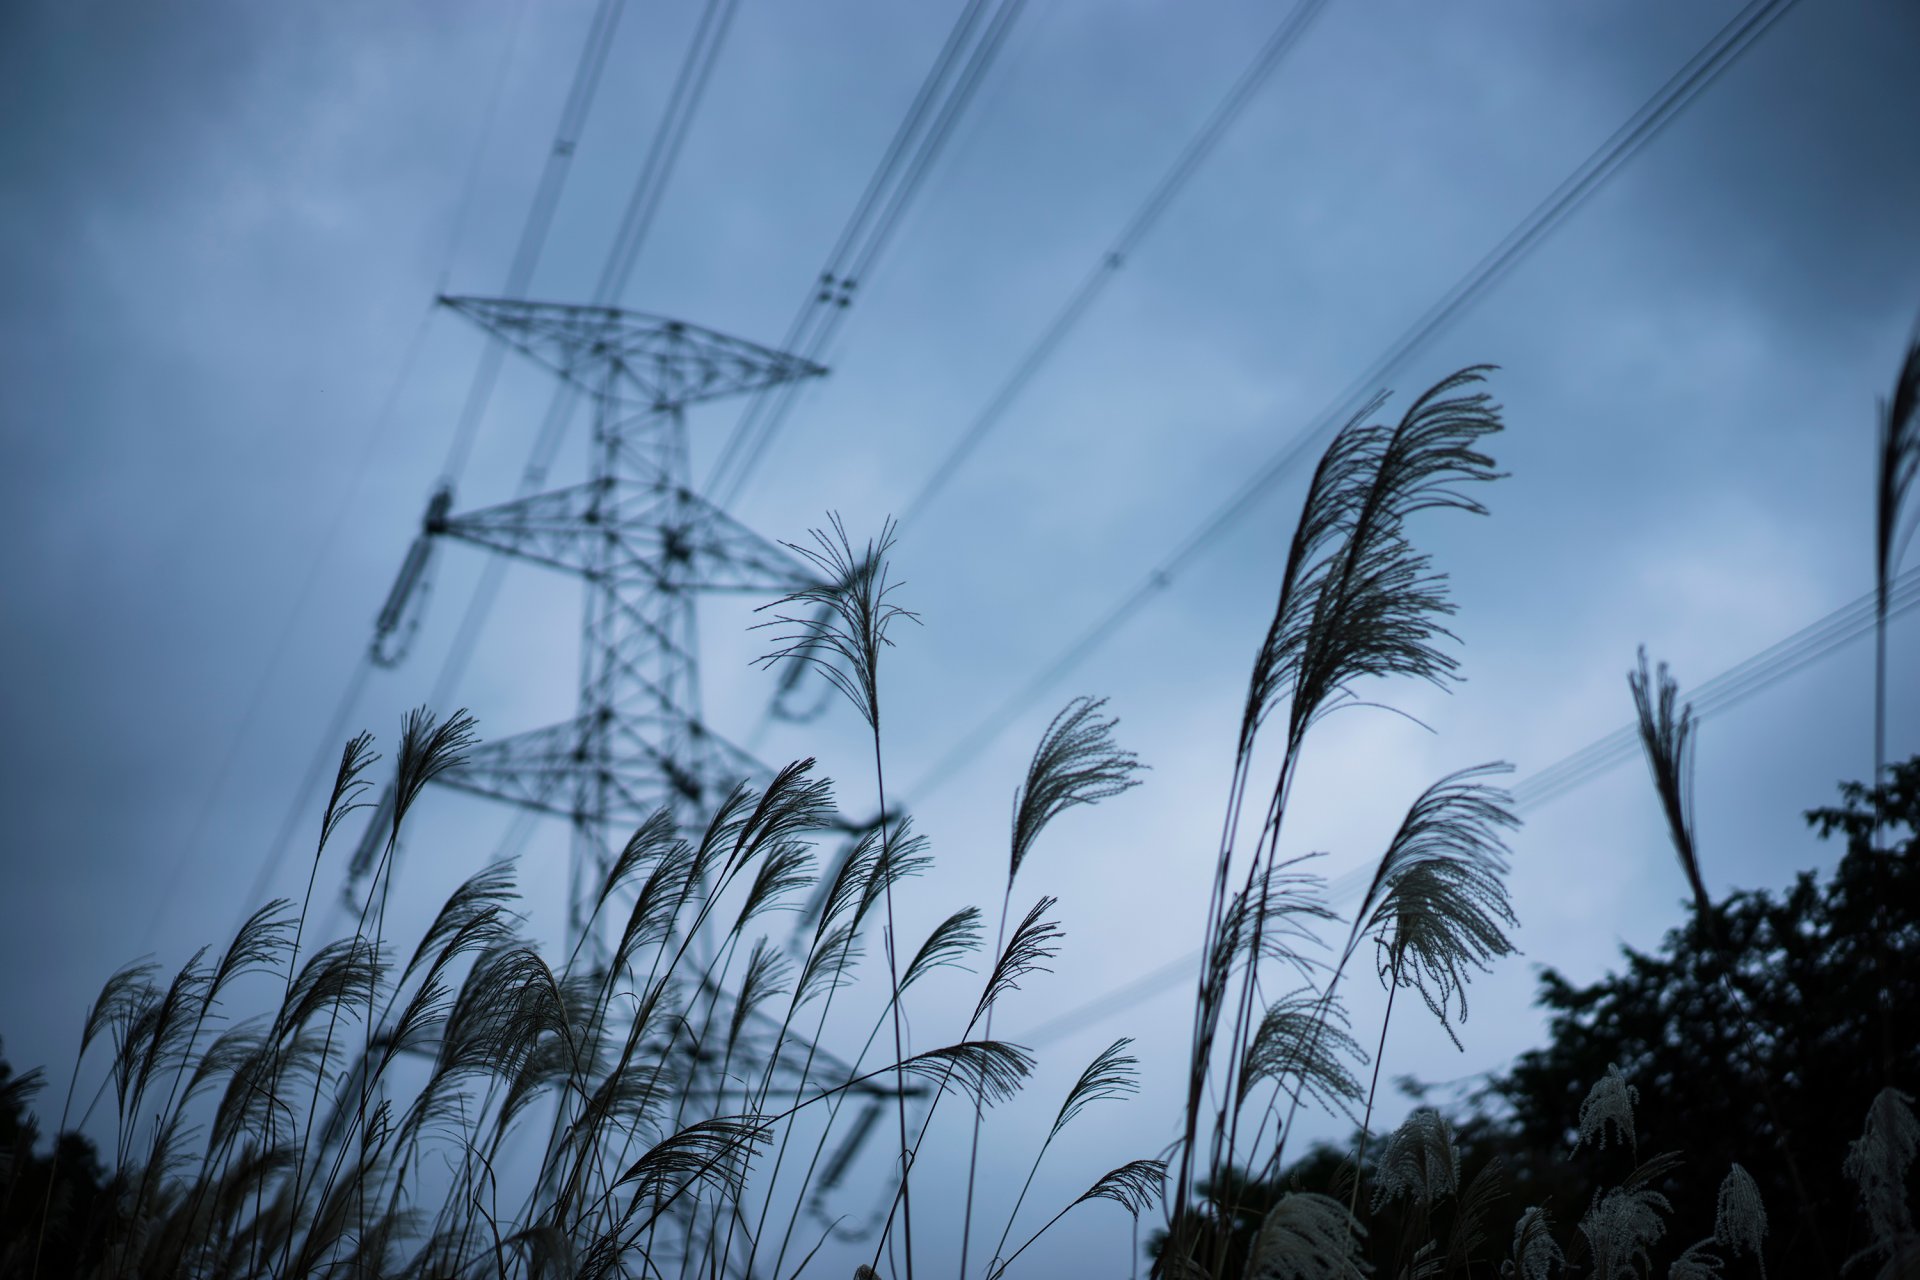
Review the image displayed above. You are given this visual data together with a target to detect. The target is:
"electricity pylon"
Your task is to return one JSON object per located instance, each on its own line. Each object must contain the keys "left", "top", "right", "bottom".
{"left": 353, "top": 295, "right": 828, "bottom": 940}
{"left": 342, "top": 296, "right": 917, "bottom": 1247}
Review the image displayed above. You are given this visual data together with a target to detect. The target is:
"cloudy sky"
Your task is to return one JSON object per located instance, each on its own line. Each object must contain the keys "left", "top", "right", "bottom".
{"left": 3, "top": 0, "right": 1917, "bottom": 1273}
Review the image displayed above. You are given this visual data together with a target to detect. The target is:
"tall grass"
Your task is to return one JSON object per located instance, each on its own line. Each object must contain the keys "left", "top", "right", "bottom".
{"left": 4, "top": 358, "right": 1914, "bottom": 1278}
{"left": 8, "top": 503, "right": 1169, "bottom": 1278}
{"left": 1161, "top": 365, "right": 1513, "bottom": 1275}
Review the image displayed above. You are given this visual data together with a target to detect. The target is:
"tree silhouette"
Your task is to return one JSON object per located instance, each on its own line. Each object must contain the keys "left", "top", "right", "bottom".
{"left": 1466, "top": 756, "right": 1920, "bottom": 1276}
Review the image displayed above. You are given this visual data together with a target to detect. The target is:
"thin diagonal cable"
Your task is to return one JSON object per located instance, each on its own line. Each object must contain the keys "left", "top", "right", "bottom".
{"left": 436, "top": 0, "right": 536, "bottom": 295}
{"left": 1015, "top": 567, "right": 1916, "bottom": 1049}
{"left": 1514, "top": 565, "right": 1920, "bottom": 809}
{"left": 243, "top": 1, "right": 633, "bottom": 914}
{"left": 159, "top": 301, "right": 437, "bottom": 942}
{"left": 905, "top": 0, "right": 1800, "bottom": 800}
{"left": 840, "top": 0, "right": 1028, "bottom": 291}
{"left": 703, "top": 0, "right": 1028, "bottom": 507}
{"left": 772, "top": 0, "right": 1033, "bottom": 487}
{"left": 899, "top": 0, "right": 1332, "bottom": 526}
{"left": 711, "top": 0, "right": 1032, "bottom": 510}
{"left": 701, "top": 0, "right": 997, "bottom": 498}
{"left": 439, "top": 0, "right": 632, "bottom": 483}
{"left": 594, "top": 0, "right": 740, "bottom": 306}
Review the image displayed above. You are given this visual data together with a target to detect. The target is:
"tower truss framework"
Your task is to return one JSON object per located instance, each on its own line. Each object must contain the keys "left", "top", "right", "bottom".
{"left": 357, "top": 295, "right": 828, "bottom": 938}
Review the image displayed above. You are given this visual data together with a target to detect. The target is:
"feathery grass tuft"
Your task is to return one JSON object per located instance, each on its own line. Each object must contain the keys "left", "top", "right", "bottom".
{"left": 318, "top": 731, "right": 380, "bottom": 854}
{"left": 1050, "top": 1037, "right": 1140, "bottom": 1139}
{"left": 753, "top": 514, "right": 917, "bottom": 732}
{"left": 1009, "top": 696, "right": 1144, "bottom": 882}
{"left": 1369, "top": 1109, "right": 1460, "bottom": 1212}
{"left": 614, "top": 1116, "right": 771, "bottom": 1218}
{"left": 1713, "top": 1163, "right": 1767, "bottom": 1270}
{"left": 390, "top": 708, "right": 478, "bottom": 840}
{"left": 1245, "top": 1191, "right": 1371, "bottom": 1280}
{"left": 1576, "top": 1063, "right": 1641, "bottom": 1161}
{"left": 896, "top": 1041, "right": 1035, "bottom": 1108}
{"left": 1579, "top": 1180, "right": 1671, "bottom": 1280}
{"left": 1245, "top": 365, "right": 1504, "bottom": 754}
{"left": 1358, "top": 765, "right": 1520, "bottom": 1048}
{"left": 1239, "top": 989, "right": 1365, "bottom": 1119}
{"left": 1076, "top": 1157, "right": 1168, "bottom": 1218}
{"left": 1509, "top": 1205, "right": 1564, "bottom": 1280}
{"left": 901, "top": 907, "right": 984, "bottom": 991}
{"left": 1629, "top": 650, "right": 1709, "bottom": 922}
{"left": 1843, "top": 1086, "right": 1918, "bottom": 1256}
{"left": 974, "top": 897, "right": 1063, "bottom": 1025}
{"left": 1668, "top": 1239, "right": 1725, "bottom": 1280}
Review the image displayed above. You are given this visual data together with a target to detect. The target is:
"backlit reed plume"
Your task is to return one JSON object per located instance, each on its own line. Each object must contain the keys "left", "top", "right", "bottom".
{"left": 1170, "top": 367, "right": 1506, "bottom": 1273}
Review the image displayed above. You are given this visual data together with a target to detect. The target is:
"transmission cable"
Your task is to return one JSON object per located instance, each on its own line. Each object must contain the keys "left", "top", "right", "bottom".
{"left": 701, "top": 0, "right": 999, "bottom": 502}
{"left": 1512, "top": 563, "right": 1920, "bottom": 810}
{"left": 325, "top": 0, "right": 755, "bottom": 919}
{"left": 234, "top": 0, "right": 636, "bottom": 921}
{"left": 711, "top": 0, "right": 1029, "bottom": 508}
{"left": 904, "top": 0, "right": 1801, "bottom": 801}
{"left": 1015, "top": 566, "right": 1917, "bottom": 1050}
{"left": 159, "top": 303, "right": 437, "bottom": 943}
{"left": 594, "top": 0, "right": 740, "bottom": 305}
{"left": 426, "top": 0, "right": 747, "bottom": 709}
{"left": 898, "top": 0, "right": 1332, "bottom": 527}
{"left": 439, "top": 0, "right": 634, "bottom": 483}
{"left": 702, "top": 0, "right": 1029, "bottom": 508}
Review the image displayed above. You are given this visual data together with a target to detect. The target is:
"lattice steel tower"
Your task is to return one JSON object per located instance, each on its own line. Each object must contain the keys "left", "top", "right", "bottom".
{"left": 357, "top": 296, "right": 826, "bottom": 938}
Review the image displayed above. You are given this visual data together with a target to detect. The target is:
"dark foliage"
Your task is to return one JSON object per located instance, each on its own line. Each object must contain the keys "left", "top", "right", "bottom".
{"left": 1175, "top": 759, "right": 1920, "bottom": 1278}
{"left": 0, "top": 1046, "right": 113, "bottom": 1278}
{"left": 1461, "top": 756, "right": 1920, "bottom": 1276}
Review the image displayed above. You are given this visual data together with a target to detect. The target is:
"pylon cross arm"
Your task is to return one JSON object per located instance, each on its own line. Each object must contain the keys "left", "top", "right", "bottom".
{"left": 439, "top": 294, "right": 826, "bottom": 408}
{"left": 437, "top": 479, "right": 821, "bottom": 594}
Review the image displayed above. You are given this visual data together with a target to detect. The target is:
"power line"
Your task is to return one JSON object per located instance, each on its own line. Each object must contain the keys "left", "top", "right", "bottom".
{"left": 1015, "top": 566, "right": 1915, "bottom": 1050}
{"left": 161, "top": 304, "right": 441, "bottom": 946}
{"left": 236, "top": 0, "right": 664, "bottom": 917}
{"left": 702, "top": 0, "right": 1030, "bottom": 509}
{"left": 898, "top": 0, "right": 1332, "bottom": 527}
{"left": 904, "top": 0, "right": 1802, "bottom": 801}
{"left": 439, "top": 0, "right": 634, "bottom": 483}
{"left": 172, "top": 7, "right": 551, "bottom": 944}
{"left": 703, "top": 0, "right": 1007, "bottom": 502}
{"left": 710, "top": 0, "right": 1028, "bottom": 507}
{"left": 436, "top": 0, "right": 536, "bottom": 295}
{"left": 594, "top": 0, "right": 740, "bottom": 306}
{"left": 1512, "top": 564, "right": 1920, "bottom": 810}
{"left": 424, "top": 0, "right": 751, "bottom": 710}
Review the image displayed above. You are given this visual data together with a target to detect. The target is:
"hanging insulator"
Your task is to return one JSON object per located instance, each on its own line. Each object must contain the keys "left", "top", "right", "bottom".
{"left": 369, "top": 487, "right": 453, "bottom": 668}
{"left": 767, "top": 601, "right": 837, "bottom": 723}
{"left": 340, "top": 781, "right": 398, "bottom": 909}
{"left": 815, "top": 1098, "right": 884, "bottom": 1192}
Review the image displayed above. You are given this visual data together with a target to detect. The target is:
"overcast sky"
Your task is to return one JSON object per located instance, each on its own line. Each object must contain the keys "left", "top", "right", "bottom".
{"left": 3, "top": 1, "right": 1918, "bottom": 1274}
